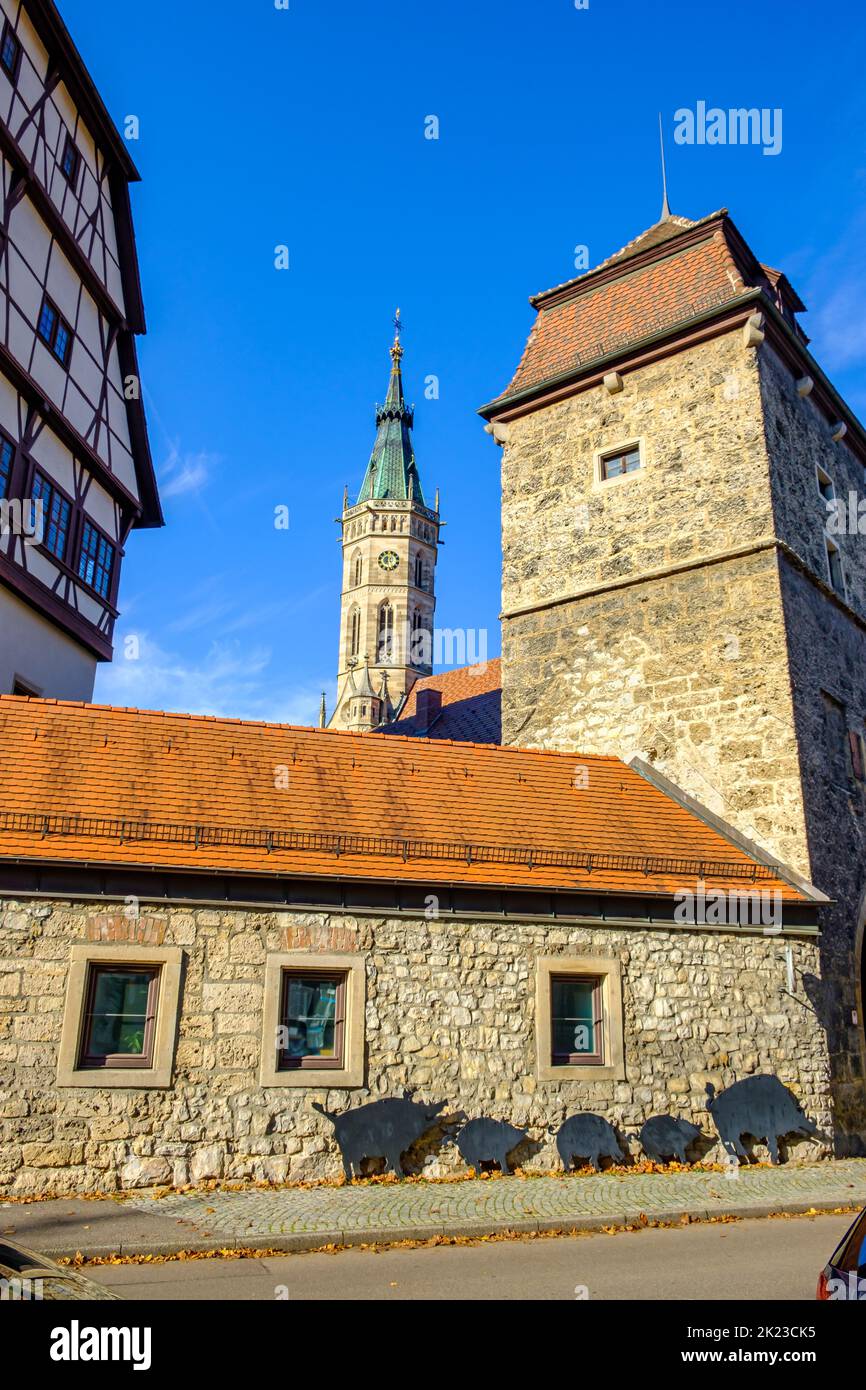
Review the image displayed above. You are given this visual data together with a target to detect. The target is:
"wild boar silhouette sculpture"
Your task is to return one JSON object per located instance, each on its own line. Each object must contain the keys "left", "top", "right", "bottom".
{"left": 706, "top": 1075, "right": 819, "bottom": 1165}
{"left": 556, "top": 1113, "right": 624, "bottom": 1172}
{"left": 636, "top": 1114, "right": 704, "bottom": 1164}
{"left": 313, "top": 1095, "right": 446, "bottom": 1179}
{"left": 456, "top": 1118, "right": 527, "bottom": 1173}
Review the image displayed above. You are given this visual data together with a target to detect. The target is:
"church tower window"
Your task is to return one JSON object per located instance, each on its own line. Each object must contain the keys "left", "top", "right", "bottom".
{"left": 352, "top": 552, "right": 362, "bottom": 586}
{"left": 414, "top": 553, "right": 424, "bottom": 588}
{"left": 377, "top": 603, "right": 394, "bottom": 663}
{"left": 349, "top": 607, "right": 360, "bottom": 658}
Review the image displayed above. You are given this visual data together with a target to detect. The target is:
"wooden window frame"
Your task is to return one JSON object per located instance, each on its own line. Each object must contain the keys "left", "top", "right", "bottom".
{"left": 36, "top": 295, "right": 74, "bottom": 369}
{"left": 599, "top": 444, "right": 642, "bottom": 481}
{"left": 277, "top": 969, "right": 347, "bottom": 1071}
{"left": 0, "top": 20, "right": 22, "bottom": 84}
{"left": 78, "top": 963, "right": 160, "bottom": 1070}
{"left": 77, "top": 516, "right": 116, "bottom": 600}
{"left": 260, "top": 951, "right": 365, "bottom": 1089}
{"left": 535, "top": 954, "right": 625, "bottom": 1083}
{"left": 549, "top": 973, "right": 605, "bottom": 1067}
{"left": 57, "top": 944, "right": 183, "bottom": 1090}
{"left": 31, "top": 468, "right": 73, "bottom": 562}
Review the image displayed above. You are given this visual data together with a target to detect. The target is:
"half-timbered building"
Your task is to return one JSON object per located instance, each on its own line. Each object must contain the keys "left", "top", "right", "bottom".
{"left": 0, "top": 0, "right": 161, "bottom": 701}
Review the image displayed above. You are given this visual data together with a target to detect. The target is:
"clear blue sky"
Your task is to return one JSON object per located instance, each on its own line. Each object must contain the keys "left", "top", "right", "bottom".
{"left": 66, "top": 0, "right": 866, "bottom": 722}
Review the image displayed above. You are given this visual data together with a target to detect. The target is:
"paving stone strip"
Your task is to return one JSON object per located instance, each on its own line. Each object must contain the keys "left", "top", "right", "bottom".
{"left": 3, "top": 1160, "right": 865, "bottom": 1259}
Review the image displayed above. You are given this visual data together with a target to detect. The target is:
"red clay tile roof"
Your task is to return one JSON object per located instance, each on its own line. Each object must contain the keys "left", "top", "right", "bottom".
{"left": 499, "top": 220, "right": 747, "bottom": 401}
{"left": 0, "top": 695, "right": 804, "bottom": 900}
{"left": 382, "top": 660, "right": 501, "bottom": 743}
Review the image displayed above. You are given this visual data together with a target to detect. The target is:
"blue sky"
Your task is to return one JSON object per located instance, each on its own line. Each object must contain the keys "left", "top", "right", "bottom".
{"left": 64, "top": 0, "right": 866, "bottom": 723}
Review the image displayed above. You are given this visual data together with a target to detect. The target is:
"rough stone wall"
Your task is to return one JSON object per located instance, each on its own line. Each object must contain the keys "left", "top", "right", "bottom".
{"left": 760, "top": 342, "right": 866, "bottom": 620}
{"left": 501, "top": 549, "right": 810, "bottom": 880}
{"left": 496, "top": 326, "right": 866, "bottom": 1149}
{"left": 500, "top": 331, "right": 774, "bottom": 613}
{"left": 776, "top": 556, "right": 866, "bottom": 1147}
{"left": 0, "top": 898, "right": 830, "bottom": 1195}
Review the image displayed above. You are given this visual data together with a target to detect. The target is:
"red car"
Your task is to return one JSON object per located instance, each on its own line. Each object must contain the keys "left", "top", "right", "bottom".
{"left": 817, "top": 1207, "right": 866, "bottom": 1300}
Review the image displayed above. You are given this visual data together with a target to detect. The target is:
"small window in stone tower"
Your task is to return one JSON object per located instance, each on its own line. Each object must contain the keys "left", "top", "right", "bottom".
{"left": 817, "top": 465, "right": 835, "bottom": 507}
{"left": 352, "top": 552, "right": 362, "bottom": 586}
{"left": 377, "top": 603, "right": 394, "bottom": 662}
{"left": 821, "top": 692, "right": 850, "bottom": 787}
{"left": 600, "top": 445, "right": 641, "bottom": 480}
{"left": 349, "top": 607, "right": 360, "bottom": 658}
{"left": 414, "top": 553, "right": 424, "bottom": 588}
{"left": 826, "top": 538, "right": 845, "bottom": 597}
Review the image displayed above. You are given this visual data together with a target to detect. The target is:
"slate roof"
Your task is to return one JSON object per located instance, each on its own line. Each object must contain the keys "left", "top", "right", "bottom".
{"left": 382, "top": 660, "right": 502, "bottom": 743}
{"left": 356, "top": 333, "right": 425, "bottom": 505}
{"left": 0, "top": 694, "right": 805, "bottom": 900}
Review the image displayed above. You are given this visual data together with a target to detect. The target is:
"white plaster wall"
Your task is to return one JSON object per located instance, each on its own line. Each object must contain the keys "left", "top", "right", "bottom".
{"left": 0, "top": 586, "right": 96, "bottom": 699}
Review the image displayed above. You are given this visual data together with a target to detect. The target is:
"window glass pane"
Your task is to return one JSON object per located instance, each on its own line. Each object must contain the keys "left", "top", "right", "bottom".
{"left": 552, "top": 977, "right": 597, "bottom": 1057}
{"left": 32, "top": 472, "right": 69, "bottom": 559}
{"left": 86, "top": 969, "right": 154, "bottom": 1058}
{"left": 283, "top": 974, "right": 339, "bottom": 1058}
{"left": 54, "top": 320, "right": 71, "bottom": 364}
{"left": 1, "top": 31, "right": 19, "bottom": 75}
{"left": 38, "top": 301, "right": 56, "bottom": 344}
{"left": 602, "top": 447, "right": 641, "bottom": 479}
{"left": 0, "top": 437, "right": 12, "bottom": 497}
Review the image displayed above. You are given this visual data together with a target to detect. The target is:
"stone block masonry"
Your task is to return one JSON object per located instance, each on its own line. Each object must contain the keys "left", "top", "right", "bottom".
{"left": 0, "top": 898, "right": 830, "bottom": 1196}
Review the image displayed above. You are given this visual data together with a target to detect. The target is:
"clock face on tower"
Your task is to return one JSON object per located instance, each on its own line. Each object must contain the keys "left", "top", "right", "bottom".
{"left": 378, "top": 549, "right": 399, "bottom": 572}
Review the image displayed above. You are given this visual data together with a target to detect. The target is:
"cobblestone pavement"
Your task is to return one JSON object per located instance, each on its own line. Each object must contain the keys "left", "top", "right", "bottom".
{"left": 119, "top": 1160, "right": 866, "bottom": 1245}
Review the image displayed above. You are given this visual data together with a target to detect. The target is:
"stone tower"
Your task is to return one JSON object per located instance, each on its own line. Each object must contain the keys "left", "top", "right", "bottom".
{"left": 480, "top": 207, "right": 866, "bottom": 1151}
{"left": 330, "top": 316, "right": 441, "bottom": 731}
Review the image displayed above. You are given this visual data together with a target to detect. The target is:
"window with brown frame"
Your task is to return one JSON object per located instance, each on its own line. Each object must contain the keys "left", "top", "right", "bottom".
{"left": 0, "top": 21, "right": 21, "bottom": 83}
{"left": 31, "top": 470, "right": 71, "bottom": 560}
{"left": 60, "top": 132, "right": 80, "bottom": 186}
{"left": 278, "top": 970, "right": 346, "bottom": 1070}
{"left": 550, "top": 974, "right": 604, "bottom": 1066}
{"left": 37, "top": 296, "right": 74, "bottom": 367}
{"left": 77, "top": 964, "right": 160, "bottom": 1069}
{"left": 600, "top": 445, "right": 641, "bottom": 480}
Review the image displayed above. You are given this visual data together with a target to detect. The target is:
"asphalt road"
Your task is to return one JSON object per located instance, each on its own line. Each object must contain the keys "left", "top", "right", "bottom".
{"left": 81, "top": 1212, "right": 851, "bottom": 1301}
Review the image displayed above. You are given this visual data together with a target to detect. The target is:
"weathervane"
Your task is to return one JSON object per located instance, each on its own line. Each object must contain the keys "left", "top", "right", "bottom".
{"left": 390, "top": 306, "right": 404, "bottom": 361}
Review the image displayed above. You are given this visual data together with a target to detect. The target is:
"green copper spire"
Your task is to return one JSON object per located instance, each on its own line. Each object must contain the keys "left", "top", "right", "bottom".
{"left": 356, "top": 310, "right": 425, "bottom": 505}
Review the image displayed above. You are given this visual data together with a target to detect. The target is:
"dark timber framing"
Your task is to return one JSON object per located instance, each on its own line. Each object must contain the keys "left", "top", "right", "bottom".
{"left": 0, "top": 0, "right": 162, "bottom": 675}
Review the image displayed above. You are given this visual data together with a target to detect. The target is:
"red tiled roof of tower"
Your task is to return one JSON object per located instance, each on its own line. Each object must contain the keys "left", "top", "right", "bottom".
{"left": 0, "top": 693, "right": 806, "bottom": 900}
{"left": 381, "top": 659, "right": 501, "bottom": 743}
{"left": 498, "top": 215, "right": 749, "bottom": 401}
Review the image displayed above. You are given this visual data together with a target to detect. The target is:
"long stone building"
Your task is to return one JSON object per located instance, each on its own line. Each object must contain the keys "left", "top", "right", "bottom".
{"left": 0, "top": 0, "right": 161, "bottom": 702}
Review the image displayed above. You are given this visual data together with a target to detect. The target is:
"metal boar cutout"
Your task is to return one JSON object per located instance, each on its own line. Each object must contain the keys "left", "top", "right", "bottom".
{"left": 556, "top": 1113, "right": 624, "bottom": 1172}
{"left": 706, "top": 1075, "right": 819, "bottom": 1165}
{"left": 636, "top": 1114, "right": 704, "bottom": 1164}
{"left": 313, "top": 1094, "right": 446, "bottom": 1179}
{"left": 456, "top": 1118, "right": 527, "bottom": 1173}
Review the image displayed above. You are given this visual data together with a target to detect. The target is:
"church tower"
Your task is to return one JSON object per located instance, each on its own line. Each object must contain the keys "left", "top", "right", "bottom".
{"left": 330, "top": 315, "right": 441, "bottom": 731}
